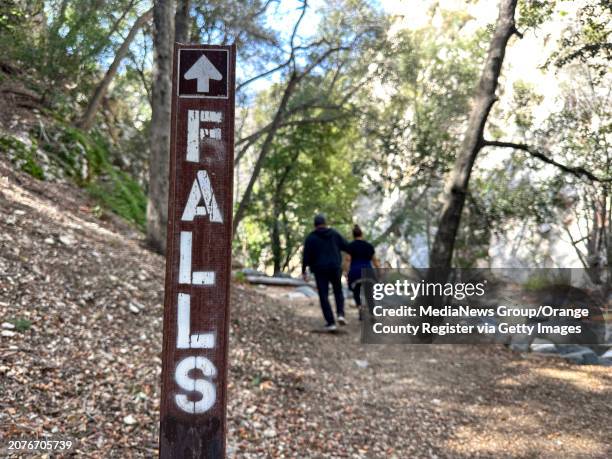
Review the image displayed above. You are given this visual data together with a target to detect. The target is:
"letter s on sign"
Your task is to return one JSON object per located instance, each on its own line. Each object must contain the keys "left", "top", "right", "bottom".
{"left": 174, "top": 356, "right": 217, "bottom": 413}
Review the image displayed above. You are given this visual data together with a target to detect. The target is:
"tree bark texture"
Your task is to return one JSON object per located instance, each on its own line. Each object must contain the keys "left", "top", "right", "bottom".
{"left": 147, "top": 0, "right": 175, "bottom": 253}
{"left": 174, "top": 0, "right": 191, "bottom": 43}
{"left": 428, "top": 0, "right": 519, "bottom": 269}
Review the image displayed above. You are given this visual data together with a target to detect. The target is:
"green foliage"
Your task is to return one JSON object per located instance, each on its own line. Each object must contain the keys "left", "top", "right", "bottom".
{"left": 0, "top": 1, "right": 152, "bottom": 185}
{"left": 474, "top": 171, "right": 563, "bottom": 227}
{"left": 0, "top": 136, "right": 45, "bottom": 179}
{"left": 236, "top": 218, "right": 269, "bottom": 269}
{"left": 367, "top": 20, "right": 486, "bottom": 191}
{"left": 86, "top": 167, "right": 146, "bottom": 230}
{"left": 10, "top": 318, "right": 32, "bottom": 333}
{"left": 51, "top": 125, "right": 146, "bottom": 229}
{"left": 523, "top": 270, "right": 572, "bottom": 291}
{"left": 453, "top": 158, "right": 565, "bottom": 268}
{"left": 535, "top": 65, "right": 610, "bottom": 272}
{"left": 518, "top": 0, "right": 557, "bottom": 30}
{"left": 233, "top": 271, "right": 247, "bottom": 284}
{"left": 250, "top": 375, "right": 262, "bottom": 387}
{"left": 511, "top": 81, "right": 544, "bottom": 132}
{"left": 0, "top": 1, "right": 26, "bottom": 32}
{"left": 0, "top": 0, "right": 145, "bottom": 109}
{"left": 2, "top": 0, "right": 607, "bottom": 272}
{"left": 1, "top": 122, "right": 146, "bottom": 230}
{"left": 240, "top": 87, "right": 361, "bottom": 272}
{"left": 547, "top": 0, "right": 611, "bottom": 80}
{"left": 361, "top": 11, "right": 488, "bottom": 254}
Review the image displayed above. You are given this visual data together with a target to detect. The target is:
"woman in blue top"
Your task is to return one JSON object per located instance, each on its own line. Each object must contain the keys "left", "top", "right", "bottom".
{"left": 345, "top": 225, "right": 379, "bottom": 319}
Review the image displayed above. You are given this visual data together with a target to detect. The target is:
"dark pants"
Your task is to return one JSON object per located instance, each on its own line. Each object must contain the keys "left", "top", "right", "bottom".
{"left": 348, "top": 263, "right": 371, "bottom": 306}
{"left": 314, "top": 267, "right": 344, "bottom": 325}
{"left": 351, "top": 279, "right": 361, "bottom": 306}
{"left": 349, "top": 275, "right": 362, "bottom": 306}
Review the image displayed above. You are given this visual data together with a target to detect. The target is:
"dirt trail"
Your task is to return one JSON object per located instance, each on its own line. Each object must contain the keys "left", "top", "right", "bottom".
{"left": 1, "top": 161, "right": 611, "bottom": 458}
{"left": 243, "top": 288, "right": 612, "bottom": 458}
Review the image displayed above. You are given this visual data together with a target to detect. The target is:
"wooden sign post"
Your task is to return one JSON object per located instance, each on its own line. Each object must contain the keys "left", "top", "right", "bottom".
{"left": 159, "top": 43, "right": 235, "bottom": 458}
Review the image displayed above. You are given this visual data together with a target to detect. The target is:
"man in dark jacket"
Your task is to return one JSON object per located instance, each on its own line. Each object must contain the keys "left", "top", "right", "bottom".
{"left": 302, "top": 214, "right": 349, "bottom": 331}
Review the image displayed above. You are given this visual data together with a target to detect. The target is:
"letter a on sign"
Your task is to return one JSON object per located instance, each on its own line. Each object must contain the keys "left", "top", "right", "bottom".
{"left": 159, "top": 44, "right": 235, "bottom": 459}
{"left": 181, "top": 171, "right": 223, "bottom": 222}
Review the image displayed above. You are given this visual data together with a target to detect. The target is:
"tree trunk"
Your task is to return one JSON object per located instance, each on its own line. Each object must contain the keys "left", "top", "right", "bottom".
{"left": 174, "top": 0, "right": 191, "bottom": 43}
{"left": 147, "top": 0, "right": 175, "bottom": 253}
{"left": 606, "top": 190, "right": 611, "bottom": 273}
{"left": 271, "top": 205, "right": 282, "bottom": 275}
{"left": 271, "top": 158, "right": 297, "bottom": 275}
{"left": 78, "top": 8, "right": 153, "bottom": 131}
{"left": 232, "top": 72, "right": 299, "bottom": 234}
{"left": 585, "top": 194, "right": 607, "bottom": 283}
{"left": 282, "top": 210, "right": 294, "bottom": 272}
{"left": 428, "top": 0, "right": 518, "bottom": 269}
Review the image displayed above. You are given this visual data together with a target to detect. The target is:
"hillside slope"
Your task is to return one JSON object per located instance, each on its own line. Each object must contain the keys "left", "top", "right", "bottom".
{"left": 1, "top": 160, "right": 611, "bottom": 458}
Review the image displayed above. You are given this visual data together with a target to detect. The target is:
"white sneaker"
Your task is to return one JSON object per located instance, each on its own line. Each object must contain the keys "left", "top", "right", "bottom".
{"left": 324, "top": 323, "right": 337, "bottom": 332}
{"left": 337, "top": 316, "right": 347, "bottom": 326}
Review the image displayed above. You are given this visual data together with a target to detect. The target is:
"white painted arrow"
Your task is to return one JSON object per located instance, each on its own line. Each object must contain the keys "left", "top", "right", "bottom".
{"left": 184, "top": 54, "right": 223, "bottom": 93}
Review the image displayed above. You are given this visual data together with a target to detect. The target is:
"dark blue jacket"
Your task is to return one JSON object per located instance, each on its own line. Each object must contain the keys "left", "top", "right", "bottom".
{"left": 302, "top": 227, "right": 349, "bottom": 274}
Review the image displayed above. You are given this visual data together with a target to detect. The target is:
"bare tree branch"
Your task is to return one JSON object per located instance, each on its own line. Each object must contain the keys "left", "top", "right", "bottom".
{"left": 231, "top": 3, "right": 379, "bottom": 234}
{"left": 483, "top": 139, "right": 611, "bottom": 183}
{"left": 236, "top": 60, "right": 292, "bottom": 91}
{"left": 290, "top": 0, "right": 308, "bottom": 51}
{"left": 233, "top": 72, "right": 300, "bottom": 233}
{"left": 234, "top": 99, "right": 357, "bottom": 165}
{"left": 78, "top": 8, "right": 154, "bottom": 131}
{"left": 235, "top": 46, "right": 363, "bottom": 164}
{"left": 128, "top": 51, "right": 152, "bottom": 106}
{"left": 83, "top": 0, "right": 138, "bottom": 60}
{"left": 236, "top": 0, "right": 308, "bottom": 91}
